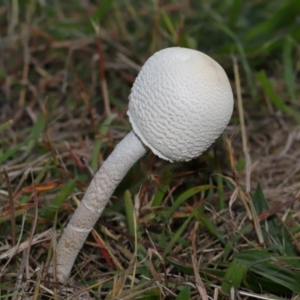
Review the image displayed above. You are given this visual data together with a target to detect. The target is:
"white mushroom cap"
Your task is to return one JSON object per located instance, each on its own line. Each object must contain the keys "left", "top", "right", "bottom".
{"left": 127, "top": 47, "right": 234, "bottom": 162}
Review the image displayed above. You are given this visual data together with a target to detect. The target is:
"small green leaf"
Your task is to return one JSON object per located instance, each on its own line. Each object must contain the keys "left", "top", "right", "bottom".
{"left": 159, "top": 228, "right": 166, "bottom": 249}
{"left": 176, "top": 286, "right": 191, "bottom": 300}
{"left": 236, "top": 157, "right": 245, "bottom": 172}
{"left": 221, "top": 260, "right": 247, "bottom": 294}
{"left": 52, "top": 180, "right": 76, "bottom": 207}
{"left": 0, "top": 68, "right": 6, "bottom": 79}
{"left": 92, "top": 0, "right": 114, "bottom": 22}
{"left": 41, "top": 180, "right": 76, "bottom": 219}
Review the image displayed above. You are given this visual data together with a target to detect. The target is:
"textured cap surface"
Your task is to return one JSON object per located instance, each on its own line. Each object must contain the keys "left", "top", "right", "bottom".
{"left": 127, "top": 47, "right": 234, "bottom": 162}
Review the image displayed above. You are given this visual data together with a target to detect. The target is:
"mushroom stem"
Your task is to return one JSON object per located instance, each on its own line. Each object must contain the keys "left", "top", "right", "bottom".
{"left": 51, "top": 131, "right": 147, "bottom": 282}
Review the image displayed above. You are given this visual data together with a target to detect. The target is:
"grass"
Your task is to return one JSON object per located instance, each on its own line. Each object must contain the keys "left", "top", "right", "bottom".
{"left": 0, "top": 0, "right": 300, "bottom": 299}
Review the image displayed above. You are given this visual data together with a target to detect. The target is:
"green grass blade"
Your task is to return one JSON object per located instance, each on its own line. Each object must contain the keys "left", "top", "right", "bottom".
{"left": 0, "top": 141, "right": 26, "bottom": 165}
{"left": 0, "top": 115, "right": 45, "bottom": 165}
{"left": 166, "top": 185, "right": 213, "bottom": 221}
{"left": 0, "top": 119, "right": 13, "bottom": 133}
{"left": 52, "top": 180, "right": 76, "bottom": 207}
{"left": 216, "top": 23, "right": 257, "bottom": 99}
{"left": 40, "top": 180, "right": 76, "bottom": 218}
{"left": 246, "top": 0, "right": 300, "bottom": 41}
{"left": 194, "top": 207, "right": 226, "bottom": 245}
{"left": 92, "top": 113, "right": 117, "bottom": 172}
{"left": 223, "top": 223, "right": 253, "bottom": 260}
{"left": 256, "top": 70, "right": 297, "bottom": 121}
{"left": 283, "top": 38, "right": 297, "bottom": 104}
{"left": 235, "top": 250, "right": 300, "bottom": 294}
{"left": 251, "top": 184, "right": 297, "bottom": 257}
{"left": 163, "top": 214, "right": 193, "bottom": 257}
{"left": 151, "top": 175, "right": 172, "bottom": 207}
{"left": 158, "top": 228, "right": 166, "bottom": 249}
{"left": 124, "top": 190, "right": 135, "bottom": 237}
{"left": 228, "top": 0, "right": 242, "bottom": 29}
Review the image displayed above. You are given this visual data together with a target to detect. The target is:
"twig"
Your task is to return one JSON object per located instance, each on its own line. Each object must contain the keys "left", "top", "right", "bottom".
{"left": 93, "top": 22, "right": 111, "bottom": 116}
{"left": 232, "top": 56, "right": 251, "bottom": 193}
{"left": 117, "top": 52, "right": 141, "bottom": 71}
{"left": 25, "top": 169, "right": 39, "bottom": 280}
{"left": 19, "top": 24, "right": 30, "bottom": 107}
{"left": 61, "top": 45, "right": 75, "bottom": 94}
{"left": 18, "top": 0, "right": 36, "bottom": 106}
{"left": 32, "top": 263, "right": 43, "bottom": 300}
{"left": 42, "top": 98, "right": 60, "bottom": 167}
{"left": 233, "top": 56, "right": 264, "bottom": 244}
{"left": 192, "top": 255, "right": 208, "bottom": 300}
{"left": 4, "top": 168, "right": 16, "bottom": 247}
{"left": 8, "top": 0, "right": 19, "bottom": 40}
{"left": 151, "top": 0, "right": 160, "bottom": 53}
{"left": 6, "top": 213, "right": 27, "bottom": 299}
{"left": 0, "top": 228, "right": 54, "bottom": 260}
{"left": 12, "top": 249, "right": 27, "bottom": 300}
{"left": 78, "top": 79, "right": 98, "bottom": 136}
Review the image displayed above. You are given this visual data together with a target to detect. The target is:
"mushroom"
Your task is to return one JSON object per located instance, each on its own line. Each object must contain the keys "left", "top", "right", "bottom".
{"left": 51, "top": 47, "right": 234, "bottom": 282}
